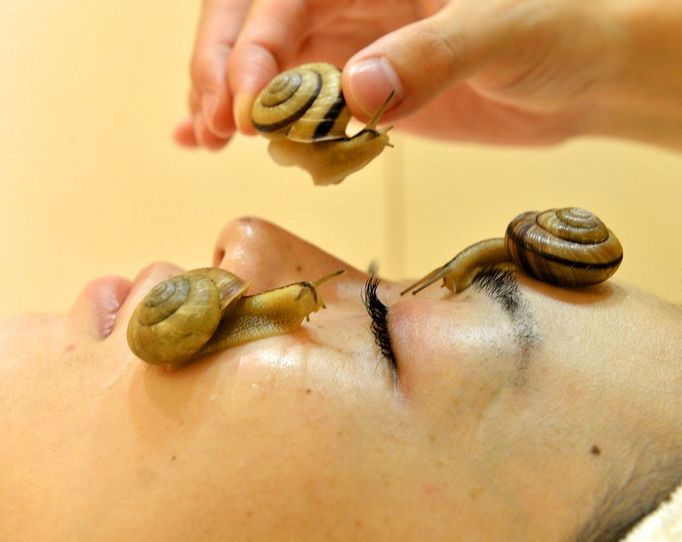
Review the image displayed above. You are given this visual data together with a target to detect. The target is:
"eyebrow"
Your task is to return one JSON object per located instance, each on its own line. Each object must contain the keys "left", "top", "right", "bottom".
{"left": 471, "top": 267, "right": 540, "bottom": 372}
{"left": 471, "top": 267, "right": 524, "bottom": 318}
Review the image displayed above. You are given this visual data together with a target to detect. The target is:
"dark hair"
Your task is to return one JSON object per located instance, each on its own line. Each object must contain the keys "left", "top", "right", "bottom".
{"left": 575, "top": 469, "right": 681, "bottom": 542}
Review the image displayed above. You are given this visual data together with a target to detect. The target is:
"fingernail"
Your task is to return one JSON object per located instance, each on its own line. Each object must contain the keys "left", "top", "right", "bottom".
{"left": 347, "top": 57, "right": 403, "bottom": 117}
{"left": 173, "top": 117, "right": 199, "bottom": 147}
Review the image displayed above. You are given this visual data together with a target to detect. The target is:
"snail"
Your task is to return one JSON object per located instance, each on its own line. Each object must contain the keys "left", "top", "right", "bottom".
{"left": 127, "top": 267, "right": 344, "bottom": 367}
{"left": 401, "top": 207, "right": 624, "bottom": 295}
{"left": 251, "top": 62, "right": 393, "bottom": 185}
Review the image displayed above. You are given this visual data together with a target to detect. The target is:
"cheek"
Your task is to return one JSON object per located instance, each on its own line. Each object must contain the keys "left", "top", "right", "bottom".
{"left": 0, "top": 314, "right": 76, "bottom": 376}
{"left": 192, "top": 355, "right": 483, "bottom": 539}
{"left": 167, "top": 349, "right": 410, "bottom": 536}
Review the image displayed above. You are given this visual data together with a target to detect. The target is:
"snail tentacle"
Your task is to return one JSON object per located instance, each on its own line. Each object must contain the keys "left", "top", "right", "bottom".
{"left": 401, "top": 238, "right": 510, "bottom": 295}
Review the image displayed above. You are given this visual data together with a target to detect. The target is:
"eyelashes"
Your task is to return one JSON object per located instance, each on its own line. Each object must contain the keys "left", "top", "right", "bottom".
{"left": 362, "top": 275, "right": 397, "bottom": 374}
{"left": 361, "top": 268, "right": 520, "bottom": 385}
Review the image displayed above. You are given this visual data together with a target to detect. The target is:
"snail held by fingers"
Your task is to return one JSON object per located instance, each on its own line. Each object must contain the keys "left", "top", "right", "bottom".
{"left": 251, "top": 62, "right": 393, "bottom": 185}
{"left": 127, "top": 267, "right": 344, "bottom": 367}
{"left": 402, "top": 207, "right": 623, "bottom": 295}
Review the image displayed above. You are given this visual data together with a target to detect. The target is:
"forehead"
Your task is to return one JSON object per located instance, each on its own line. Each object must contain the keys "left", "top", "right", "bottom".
{"left": 517, "top": 276, "right": 682, "bottom": 357}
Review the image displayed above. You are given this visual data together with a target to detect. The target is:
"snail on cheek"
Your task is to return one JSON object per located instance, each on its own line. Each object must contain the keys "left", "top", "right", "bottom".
{"left": 126, "top": 268, "right": 344, "bottom": 368}
{"left": 401, "top": 208, "right": 624, "bottom": 295}
{"left": 251, "top": 62, "right": 393, "bottom": 186}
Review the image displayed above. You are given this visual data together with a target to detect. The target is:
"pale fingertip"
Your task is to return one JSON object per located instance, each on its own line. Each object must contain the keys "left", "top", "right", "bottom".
{"left": 193, "top": 113, "right": 208, "bottom": 147}
{"left": 173, "top": 118, "right": 199, "bottom": 147}
{"left": 191, "top": 112, "right": 231, "bottom": 150}
{"left": 233, "top": 93, "right": 257, "bottom": 135}
{"left": 202, "top": 91, "right": 236, "bottom": 139}
{"left": 203, "top": 131, "right": 231, "bottom": 151}
{"left": 201, "top": 91, "right": 219, "bottom": 130}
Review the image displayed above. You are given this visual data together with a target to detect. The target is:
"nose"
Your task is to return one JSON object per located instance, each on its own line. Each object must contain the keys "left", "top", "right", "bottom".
{"left": 213, "top": 217, "right": 366, "bottom": 292}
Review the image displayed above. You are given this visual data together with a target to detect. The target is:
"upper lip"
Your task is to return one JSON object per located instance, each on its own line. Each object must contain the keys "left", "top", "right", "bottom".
{"left": 86, "top": 275, "right": 133, "bottom": 338}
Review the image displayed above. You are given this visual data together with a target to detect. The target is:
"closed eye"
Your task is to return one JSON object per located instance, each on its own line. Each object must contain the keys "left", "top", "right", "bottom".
{"left": 362, "top": 268, "right": 530, "bottom": 383}
{"left": 362, "top": 276, "right": 397, "bottom": 379}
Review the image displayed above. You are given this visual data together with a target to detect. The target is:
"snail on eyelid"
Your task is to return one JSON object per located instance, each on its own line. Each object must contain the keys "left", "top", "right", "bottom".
{"left": 127, "top": 267, "right": 344, "bottom": 367}
{"left": 251, "top": 62, "right": 393, "bottom": 185}
{"left": 401, "top": 208, "right": 624, "bottom": 295}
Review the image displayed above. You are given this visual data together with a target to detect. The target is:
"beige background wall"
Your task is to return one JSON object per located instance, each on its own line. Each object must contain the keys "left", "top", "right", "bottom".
{"left": 2, "top": 0, "right": 681, "bottom": 320}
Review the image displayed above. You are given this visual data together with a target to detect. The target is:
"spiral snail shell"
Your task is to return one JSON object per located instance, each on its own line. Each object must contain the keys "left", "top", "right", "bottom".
{"left": 251, "top": 62, "right": 393, "bottom": 185}
{"left": 401, "top": 207, "right": 623, "bottom": 295}
{"left": 127, "top": 267, "right": 344, "bottom": 367}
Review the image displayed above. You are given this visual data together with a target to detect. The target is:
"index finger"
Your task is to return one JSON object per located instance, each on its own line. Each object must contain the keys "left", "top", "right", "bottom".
{"left": 228, "top": 0, "right": 310, "bottom": 134}
{"left": 188, "top": 0, "right": 252, "bottom": 141}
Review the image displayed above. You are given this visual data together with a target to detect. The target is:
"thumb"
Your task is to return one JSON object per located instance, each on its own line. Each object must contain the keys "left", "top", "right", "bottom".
{"left": 343, "top": 5, "right": 492, "bottom": 120}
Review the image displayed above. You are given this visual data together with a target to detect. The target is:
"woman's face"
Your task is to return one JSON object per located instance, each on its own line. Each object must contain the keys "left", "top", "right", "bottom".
{"left": 2, "top": 218, "right": 681, "bottom": 541}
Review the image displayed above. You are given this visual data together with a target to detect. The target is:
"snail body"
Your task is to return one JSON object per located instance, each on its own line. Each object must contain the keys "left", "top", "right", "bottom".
{"left": 127, "top": 268, "right": 344, "bottom": 367}
{"left": 251, "top": 62, "right": 392, "bottom": 185}
{"left": 402, "top": 207, "right": 623, "bottom": 295}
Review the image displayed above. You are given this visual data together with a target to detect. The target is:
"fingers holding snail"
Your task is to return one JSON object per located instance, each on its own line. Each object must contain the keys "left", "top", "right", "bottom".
{"left": 251, "top": 63, "right": 350, "bottom": 142}
{"left": 250, "top": 62, "right": 393, "bottom": 184}
{"left": 176, "top": 0, "right": 253, "bottom": 148}
{"left": 229, "top": 0, "right": 311, "bottom": 134}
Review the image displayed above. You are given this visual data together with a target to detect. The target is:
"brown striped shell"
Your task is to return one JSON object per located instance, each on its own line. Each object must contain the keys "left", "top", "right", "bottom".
{"left": 505, "top": 208, "right": 623, "bottom": 287}
{"left": 249, "top": 62, "right": 393, "bottom": 185}
{"left": 127, "top": 268, "right": 346, "bottom": 368}
{"left": 401, "top": 207, "right": 623, "bottom": 296}
{"left": 251, "top": 62, "right": 352, "bottom": 143}
{"left": 127, "top": 268, "right": 248, "bottom": 367}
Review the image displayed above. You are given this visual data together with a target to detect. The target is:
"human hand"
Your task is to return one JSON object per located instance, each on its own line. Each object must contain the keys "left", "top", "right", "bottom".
{"left": 175, "top": 0, "right": 682, "bottom": 150}
{"left": 174, "top": 0, "right": 430, "bottom": 149}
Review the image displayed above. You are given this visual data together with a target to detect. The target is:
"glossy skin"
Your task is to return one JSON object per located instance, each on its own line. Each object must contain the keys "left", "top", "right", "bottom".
{"left": 176, "top": 0, "right": 682, "bottom": 151}
{"left": 2, "top": 218, "right": 682, "bottom": 541}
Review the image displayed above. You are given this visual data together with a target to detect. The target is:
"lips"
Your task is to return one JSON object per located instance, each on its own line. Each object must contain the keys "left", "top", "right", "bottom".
{"left": 85, "top": 276, "right": 133, "bottom": 338}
